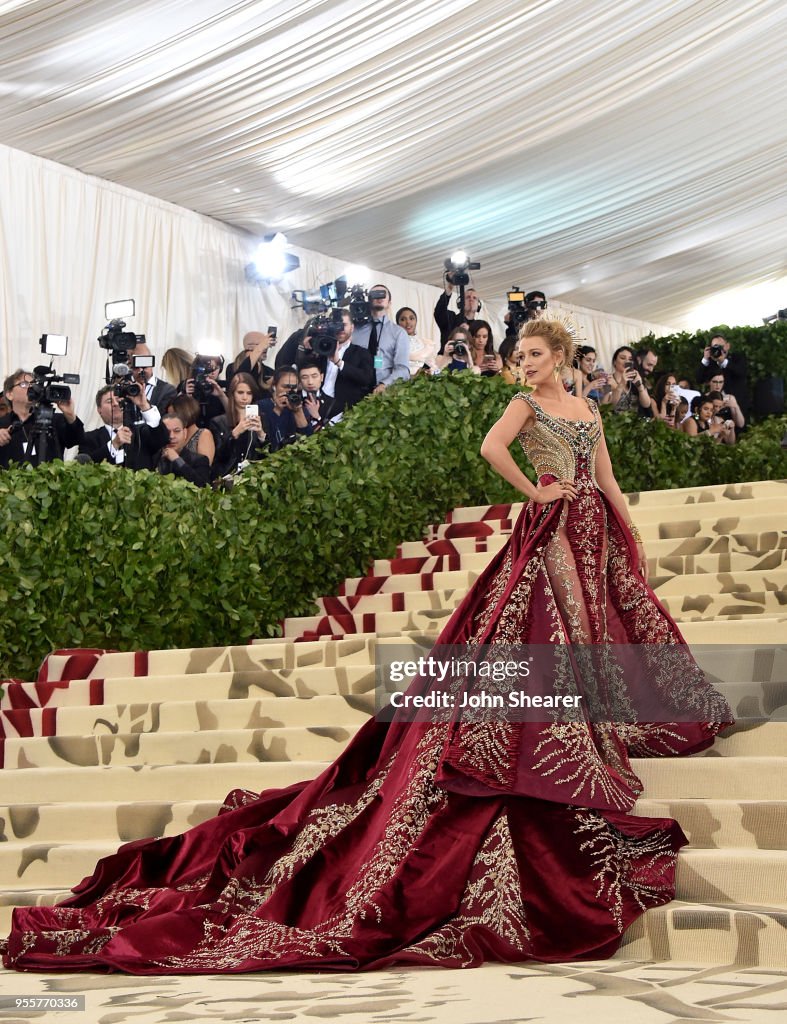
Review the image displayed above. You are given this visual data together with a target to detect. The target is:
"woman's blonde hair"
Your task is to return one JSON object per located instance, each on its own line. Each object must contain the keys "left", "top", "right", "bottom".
{"left": 519, "top": 319, "right": 575, "bottom": 368}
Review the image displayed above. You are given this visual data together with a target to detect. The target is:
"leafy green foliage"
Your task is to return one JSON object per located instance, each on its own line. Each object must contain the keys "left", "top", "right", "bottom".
{"left": 0, "top": 374, "right": 784, "bottom": 680}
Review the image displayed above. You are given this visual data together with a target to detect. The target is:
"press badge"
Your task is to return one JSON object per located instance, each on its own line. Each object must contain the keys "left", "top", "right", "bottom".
{"left": 374, "top": 355, "right": 384, "bottom": 370}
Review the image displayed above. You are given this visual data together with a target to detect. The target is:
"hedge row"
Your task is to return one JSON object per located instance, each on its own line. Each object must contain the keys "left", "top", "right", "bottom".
{"left": 640, "top": 318, "right": 787, "bottom": 404}
{"left": 0, "top": 372, "right": 784, "bottom": 680}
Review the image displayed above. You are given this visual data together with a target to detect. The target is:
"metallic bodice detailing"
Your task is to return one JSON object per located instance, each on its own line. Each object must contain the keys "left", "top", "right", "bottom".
{"left": 513, "top": 392, "right": 600, "bottom": 483}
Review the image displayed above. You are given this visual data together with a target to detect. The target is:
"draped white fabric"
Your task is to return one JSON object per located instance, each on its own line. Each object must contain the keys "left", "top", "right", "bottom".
{"left": 0, "top": 144, "right": 673, "bottom": 427}
{"left": 1, "top": 0, "right": 785, "bottom": 330}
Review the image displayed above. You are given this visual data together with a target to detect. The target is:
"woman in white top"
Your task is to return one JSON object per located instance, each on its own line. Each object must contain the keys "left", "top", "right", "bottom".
{"left": 396, "top": 307, "right": 440, "bottom": 375}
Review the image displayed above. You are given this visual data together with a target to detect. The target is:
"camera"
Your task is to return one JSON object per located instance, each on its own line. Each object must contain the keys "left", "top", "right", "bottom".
{"left": 192, "top": 360, "right": 215, "bottom": 403}
{"left": 291, "top": 277, "right": 348, "bottom": 316}
{"left": 27, "top": 367, "right": 77, "bottom": 406}
{"left": 449, "top": 341, "right": 469, "bottom": 360}
{"left": 717, "top": 405, "right": 733, "bottom": 420}
{"left": 444, "top": 251, "right": 480, "bottom": 287}
{"left": 98, "top": 318, "right": 138, "bottom": 357}
{"left": 111, "top": 364, "right": 141, "bottom": 400}
{"left": 307, "top": 309, "right": 346, "bottom": 358}
{"left": 284, "top": 384, "right": 303, "bottom": 408}
{"left": 710, "top": 344, "right": 725, "bottom": 359}
{"left": 347, "top": 284, "right": 387, "bottom": 327}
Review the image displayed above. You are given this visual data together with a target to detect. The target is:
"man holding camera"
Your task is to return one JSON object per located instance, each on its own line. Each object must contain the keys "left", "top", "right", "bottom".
{"left": 258, "top": 367, "right": 315, "bottom": 451}
{"left": 128, "top": 340, "right": 178, "bottom": 413}
{"left": 351, "top": 285, "right": 410, "bottom": 393}
{"left": 696, "top": 334, "right": 750, "bottom": 413}
{"left": 0, "top": 369, "right": 84, "bottom": 469}
{"left": 79, "top": 385, "right": 169, "bottom": 470}
{"left": 311, "top": 309, "right": 376, "bottom": 419}
{"left": 434, "top": 278, "right": 483, "bottom": 351}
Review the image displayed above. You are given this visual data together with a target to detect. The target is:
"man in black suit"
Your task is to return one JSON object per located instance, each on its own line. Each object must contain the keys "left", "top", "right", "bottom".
{"left": 129, "top": 340, "right": 177, "bottom": 413}
{"left": 79, "top": 385, "right": 168, "bottom": 470}
{"left": 696, "top": 334, "right": 750, "bottom": 413}
{"left": 0, "top": 369, "right": 84, "bottom": 469}
{"left": 317, "top": 309, "right": 375, "bottom": 419}
{"left": 156, "top": 413, "right": 211, "bottom": 487}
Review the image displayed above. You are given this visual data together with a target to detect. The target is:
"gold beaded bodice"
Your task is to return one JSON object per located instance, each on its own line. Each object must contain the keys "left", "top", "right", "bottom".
{"left": 513, "top": 392, "right": 600, "bottom": 483}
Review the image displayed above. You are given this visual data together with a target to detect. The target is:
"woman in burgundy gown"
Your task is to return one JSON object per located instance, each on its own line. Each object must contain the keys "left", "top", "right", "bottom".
{"left": 3, "top": 319, "right": 733, "bottom": 974}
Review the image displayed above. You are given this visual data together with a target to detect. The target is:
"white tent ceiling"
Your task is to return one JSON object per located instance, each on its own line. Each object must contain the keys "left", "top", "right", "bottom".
{"left": 1, "top": 0, "right": 785, "bottom": 330}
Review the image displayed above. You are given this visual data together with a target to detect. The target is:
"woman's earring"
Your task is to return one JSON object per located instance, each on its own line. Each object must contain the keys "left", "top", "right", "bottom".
{"left": 553, "top": 364, "right": 561, "bottom": 379}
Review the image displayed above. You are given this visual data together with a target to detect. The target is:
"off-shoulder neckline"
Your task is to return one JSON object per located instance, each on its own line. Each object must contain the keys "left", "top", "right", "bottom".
{"left": 519, "top": 392, "right": 597, "bottom": 426}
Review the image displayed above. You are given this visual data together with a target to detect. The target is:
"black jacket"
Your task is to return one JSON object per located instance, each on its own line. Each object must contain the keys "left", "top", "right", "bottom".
{"left": 78, "top": 420, "right": 169, "bottom": 472}
{"left": 209, "top": 414, "right": 267, "bottom": 477}
{"left": 433, "top": 292, "right": 480, "bottom": 350}
{"left": 326, "top": 344, "right": 376, "bottom": 416}
{"left": 149, "top": 379, "right": 178, "bottom": 414}
{"left": 155, "top": 447, "right": 211, "bottom": 487}
{"left": 0, "top": 411, "right": 84, "bottom": 469}
{"left": 696, "top": 351, "right": 750, "bottom": 412}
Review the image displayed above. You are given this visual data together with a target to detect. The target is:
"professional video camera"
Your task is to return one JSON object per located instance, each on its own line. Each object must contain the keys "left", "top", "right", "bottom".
{"left": 307, "top": 308, "right": 346, "bottom": 358}
{"left": 443, "top": 251, "right": 480, "bottom": 287}
{"left": 96, "top": 302, "right": 151, "bottom": 428}
{"left": 20, "top": 334, "right": 81, "bottom": 462}
{"left": 291, "top": 277, "right": 349, "bottom": 316}
{"left": 347, "top": 284, "right": 388, "bottom": 327}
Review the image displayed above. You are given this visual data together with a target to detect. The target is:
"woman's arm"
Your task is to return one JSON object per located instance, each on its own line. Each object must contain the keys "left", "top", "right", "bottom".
{"left": 197, "top": 428, "right": 216, "bottom": 465}
{"left": 480, "top": 400, "right": 577, "bottom": 505}
{"left": 593, "top": 419, "right": 648, "bottom": 581}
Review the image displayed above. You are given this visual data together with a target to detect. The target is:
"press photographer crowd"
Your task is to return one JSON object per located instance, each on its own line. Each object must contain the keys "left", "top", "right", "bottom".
{"left": 0, "top": 258, "right": 773, "bottom": 487}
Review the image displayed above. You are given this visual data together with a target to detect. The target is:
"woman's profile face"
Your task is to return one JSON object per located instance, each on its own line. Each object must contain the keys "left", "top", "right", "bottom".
{"left": 698, "top": 401, "right": 714, "bottom": 421}
{"left": 397, "top": 309, "right": 417, "bottom": 336}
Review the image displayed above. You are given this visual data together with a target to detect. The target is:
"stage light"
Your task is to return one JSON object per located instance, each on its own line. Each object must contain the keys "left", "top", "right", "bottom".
{"left": 246, "top": 233, "right": 300, "bottom": 283}
{"left": 449, "top": 250, "right": 469, "bottom": 269}
{"left": 345, "top": 264, "right": 370, "bottom": 285}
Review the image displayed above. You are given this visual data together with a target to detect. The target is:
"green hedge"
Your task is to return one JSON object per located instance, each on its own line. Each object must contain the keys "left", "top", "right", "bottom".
{"left": 638, "top": 319, "right": 787, "bottom": 405}
{"left": 0, "top": 373, "right": 784, "bottom": 681}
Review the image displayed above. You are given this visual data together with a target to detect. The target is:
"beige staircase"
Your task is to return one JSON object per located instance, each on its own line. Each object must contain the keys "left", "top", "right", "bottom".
{"left": 0, "top": 479, "right": 785, "bottom": 966}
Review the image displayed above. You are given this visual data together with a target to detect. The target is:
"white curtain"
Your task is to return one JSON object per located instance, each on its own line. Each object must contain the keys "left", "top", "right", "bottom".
{"left": 0, "top": 144, "right": 672, "bottom": 428}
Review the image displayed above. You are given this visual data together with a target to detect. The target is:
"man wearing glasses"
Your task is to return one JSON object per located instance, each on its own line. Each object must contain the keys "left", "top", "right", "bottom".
{"left": 0, "top": 370, "right": 84, "bottom": 469}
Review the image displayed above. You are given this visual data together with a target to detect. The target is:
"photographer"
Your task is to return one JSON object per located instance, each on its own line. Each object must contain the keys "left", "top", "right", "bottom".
{"left": 435, "top": 325, "right": 475, "bottom": 373}
{"left": 706, "top": 370, "right": 746, "bottom": 430}
{"left": 608, "top": 346, "right": 654, "bottom": 415}
{"left": 209, "top": 372, "right": 267, "bottom": 477}
{"left": 696, "top": 334, "right": 749, "bottom": 413}
{"left": 298, "top": 361, "right": 331, "bottom": 426}
{"left": 227, "top": 331, "right": 276, "bottom": 397}
{"left": 156, "top": 413, "right": 212, "bottom": 487}
{"left": 313, "top": 309, "right": 376, "bottom": 418}
{"left": 79, "top": 385, "right": 168, "bottom": 469}
{"left": 434, "top": 278, "right": 483, "bottom": 350}
{"left": 0, "top": 369, "right": 84, "bottom": 469}
{"left": 180, "top": 354, "right": 228, "bottom": 427}
{"left": 259, "top": 367, "right": 315, "bottom": 451}
{"left": 351, "top": 284, "right": 410, "bottom": 393}
{"left": 128, "top": 340, "right": 177, "bottom": 413}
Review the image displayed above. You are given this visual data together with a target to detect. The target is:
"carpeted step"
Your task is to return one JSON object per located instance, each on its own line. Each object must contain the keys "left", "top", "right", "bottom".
{"left": 617, "top": 899, "right": 787, "bottom": 967}
{"left": 633, "top": 799, "right": 787, "bottom": 850}
{"left": 2, "top": 724, "right": 363, "bottom": 772}
{"left": 0, "top": 889, "right": 72, "bottom": 938}
{"left": 3, "top": 761, "right": 329, "bottom": 804}
{"left": 633, "top": 756, "right": 787, "bottom": 799}
{"left": 1, "top": 666, "right": 378, "bottom": 715}
{"left": 439, "top": 495, "right": 785, "bottom": 531}
{"left": 0, "top": 799, "right": 223, "bottom": 844}
{"left": 1, "top": 693, "right": 375, "bottom": 740}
